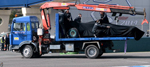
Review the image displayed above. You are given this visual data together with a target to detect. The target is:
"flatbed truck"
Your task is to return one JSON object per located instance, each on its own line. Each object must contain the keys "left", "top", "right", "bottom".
{"left": 10, "top": 2, "right": 146, "bottom": 59}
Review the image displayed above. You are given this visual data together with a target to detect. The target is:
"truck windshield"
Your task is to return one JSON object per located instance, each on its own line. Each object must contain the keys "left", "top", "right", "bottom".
{"left": 13, "top": 23, "right": 25, "bottom": 31}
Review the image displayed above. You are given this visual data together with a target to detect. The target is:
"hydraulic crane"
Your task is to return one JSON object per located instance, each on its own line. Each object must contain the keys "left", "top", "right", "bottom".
{"left": 40, "top": 1, "right": 147, "bottom": 30}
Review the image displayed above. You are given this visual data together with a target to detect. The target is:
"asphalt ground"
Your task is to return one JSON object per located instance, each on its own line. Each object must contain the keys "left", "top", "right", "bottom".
{"left": 1, "top": 51, "right": 150, "bottom": 67}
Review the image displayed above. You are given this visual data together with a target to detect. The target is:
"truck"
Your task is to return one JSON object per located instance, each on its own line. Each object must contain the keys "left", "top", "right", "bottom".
{"left": 10, "top": 1, "right": 147, "bottom": 59}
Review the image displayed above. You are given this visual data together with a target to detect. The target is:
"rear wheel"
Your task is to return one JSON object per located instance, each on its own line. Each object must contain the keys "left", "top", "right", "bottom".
{"left": 21, "top": 45, "right": 33, "bottom": 58}
{"left": 98, "top": 48, "right": 103, "bottom": 58}
{"left": 85, "top": 45, "right": 100, "bottom": 59}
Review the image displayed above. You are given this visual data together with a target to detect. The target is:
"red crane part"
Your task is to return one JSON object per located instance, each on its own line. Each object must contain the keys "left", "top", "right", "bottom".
{"left": 40, "top": 2, "right": 148, "bottom": 31}
{"left": 53, "top": 7, "right": 70, "bottom": 10}
{"left": 40, "top": 2, "right": 75, "bottom": 9}
{"left": 98, "top": 4, "right": 134, "bottom": 10}
{"left": 47, "top": 13, "right": 51, "bottom": 29}
{"left": 39, "top": 36, "right": 43, "bottom": 55}
{"left": 75, "top": 4, "right": 111, "bottom": 12}
{"left": 41, "top": 9, "right": 50, "bottom": 30}
{"left": 142, "top": 19, "right": 149, "bottom": 25}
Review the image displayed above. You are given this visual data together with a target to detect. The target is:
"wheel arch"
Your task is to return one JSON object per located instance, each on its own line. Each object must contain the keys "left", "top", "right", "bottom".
{"left": 19, "top": 41, "right": 38, "bottom": 52}
{"left": 82, "top": 41, "right": 101, "bottom": 50}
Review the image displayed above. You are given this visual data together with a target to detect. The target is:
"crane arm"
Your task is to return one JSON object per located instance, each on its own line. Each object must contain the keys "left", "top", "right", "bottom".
{"left": 40, "top": 2, "right": 145, "bottom": 15}
{"left": 75, "top": 4, "right": 144, "bottom": 15}
{"left": 40, "top": 2, "right": 147, "bottom": 31}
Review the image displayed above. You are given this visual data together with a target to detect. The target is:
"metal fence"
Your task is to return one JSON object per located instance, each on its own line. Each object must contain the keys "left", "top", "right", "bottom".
{"left": 0, "top": 62, "right": 3, "bottom": 67}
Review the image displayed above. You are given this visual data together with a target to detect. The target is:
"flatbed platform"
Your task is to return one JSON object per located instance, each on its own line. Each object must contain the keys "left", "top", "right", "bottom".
{"left": 56, "top": 37, "right": 134, "bottom": 41}
{"left": 55, "top": 14, "right": 134, "bottom": 41}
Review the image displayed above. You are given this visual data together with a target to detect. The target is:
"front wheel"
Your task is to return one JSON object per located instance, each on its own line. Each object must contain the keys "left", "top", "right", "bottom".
{"left": 85, "top": 45, "right": 100, "bottom": 59}
{"left": 21, "top": 45, "right": 33, "bottom": 58}
{"left": 33, "top": 52, "right": 42, "bottom": 58}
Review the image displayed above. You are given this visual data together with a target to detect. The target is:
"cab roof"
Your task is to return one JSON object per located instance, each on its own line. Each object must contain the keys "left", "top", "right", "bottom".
{"left": 13, "top": 16, "right": 39, "bottom": 22}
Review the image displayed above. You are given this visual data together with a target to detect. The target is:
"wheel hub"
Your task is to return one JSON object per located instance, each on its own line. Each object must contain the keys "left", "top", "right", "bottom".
{"left": 88, "top": 47, "right": 97, "bottom": 57}
{"left": 89, "top": 49, "right": 95, "bottom": 54}
{"left": 23, "top": 48, "right": 30, "bottom": 57}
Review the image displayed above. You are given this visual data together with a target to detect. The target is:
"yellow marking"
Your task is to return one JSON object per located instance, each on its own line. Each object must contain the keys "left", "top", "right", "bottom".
{"left": 61, "top": 3, "right": 67, "bottom": 6}
{"left": 14, "top": 37, "right": 19, "bottom": 40}
{"left": 100, "top": 8, "right": 104, "bottom": 11}
{"left": 96, "top": 8, "right": 105, "bottom": 11}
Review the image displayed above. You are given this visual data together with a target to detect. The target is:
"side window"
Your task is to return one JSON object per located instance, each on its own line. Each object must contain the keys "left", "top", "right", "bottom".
{"left": 35, "top": 23, "right": 39, "bottom": 28}
{"left": 27, "top": 23, "right": 30, "bottom": 31}
{"left": 31, "top": 22, "right": 39, "bottom": 29}
{"left": 32, "top": 23, "right": 35, "bottom": 29}
{"left": 13, "top": 23, "right": 25, "bottom": 31}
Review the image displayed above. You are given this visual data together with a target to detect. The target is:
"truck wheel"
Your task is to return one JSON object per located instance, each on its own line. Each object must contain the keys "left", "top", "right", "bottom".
{"left": 33, "top": 52, "right": 41, "bottom": 58}
{"left": 85, "top": 45, "right": 99, "bottom": 59}
{"left": 22, "top": 45, "right": 33, "bottom": 58}
{"left": 98, "top": 49, "right": 103, "bottom": 58}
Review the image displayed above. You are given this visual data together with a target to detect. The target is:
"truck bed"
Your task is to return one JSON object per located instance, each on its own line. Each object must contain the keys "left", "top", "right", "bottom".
{"left": 55, "top": 37, "right": 134, "bottom": 41}
{"left": 55, "top": 13, "right": 135, "bottom": 41}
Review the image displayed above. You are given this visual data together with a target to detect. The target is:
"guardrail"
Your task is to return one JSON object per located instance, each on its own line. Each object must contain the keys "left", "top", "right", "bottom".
{"left": 0, "top": 62, "right": 3, "bottom": 67}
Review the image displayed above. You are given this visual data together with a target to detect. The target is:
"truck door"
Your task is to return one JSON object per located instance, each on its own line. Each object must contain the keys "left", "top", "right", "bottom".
{"left": 31, "top": 22, "right": 39, "bottom": 42}
{"left": 31, "top": 22, "right": 38, "bottom": 34}
{"left": 12, "top": 22, "right": 26, "bottom": 45}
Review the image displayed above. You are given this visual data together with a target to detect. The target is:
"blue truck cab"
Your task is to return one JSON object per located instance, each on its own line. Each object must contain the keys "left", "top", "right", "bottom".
{"left": 10, "top": 16, "right": 39, "bottom": 50}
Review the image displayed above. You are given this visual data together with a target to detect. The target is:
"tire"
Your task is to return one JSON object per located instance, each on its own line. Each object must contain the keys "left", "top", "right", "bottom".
{"left": 98, "top": 48, "right": 103, "bottom": 58}
{"left": 21, "top": 45, "right": 33, "bottom": 58}
{"left": 33, "top": 52, "right": 42, "bottom": 58}
{"left": 85, "top": 45, "right": 100, "bottom": 59}
{"left": 68, "top": 28, "right": 79, "bottom": 38}
{"left": 32, "top": 31, "right": 38, "bottom": 42}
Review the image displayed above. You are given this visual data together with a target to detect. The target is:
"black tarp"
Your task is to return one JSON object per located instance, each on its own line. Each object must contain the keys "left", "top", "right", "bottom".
{"left": 66, "top": 21, "right": 144, "bottom": 40}
{"left": 59, "top": 14, "right": 144, "bottom": 40}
